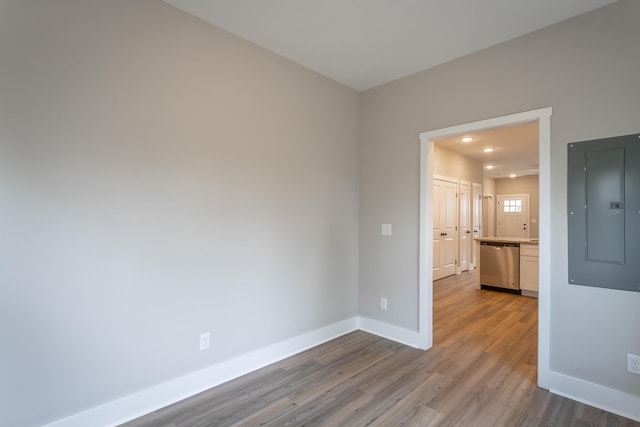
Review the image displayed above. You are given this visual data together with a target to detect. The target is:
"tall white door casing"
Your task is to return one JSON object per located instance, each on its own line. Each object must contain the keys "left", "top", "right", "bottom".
{"left": 459, "top": 181, "right": 471, "bottom": 273}
{"left": 472, "top": 183, "right": 483, "bottom": 269}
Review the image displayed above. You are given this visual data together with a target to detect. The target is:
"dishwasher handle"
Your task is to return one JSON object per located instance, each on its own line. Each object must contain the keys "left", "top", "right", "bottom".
{"left": 480, "top": 242, "right": 519, "bottom": 248}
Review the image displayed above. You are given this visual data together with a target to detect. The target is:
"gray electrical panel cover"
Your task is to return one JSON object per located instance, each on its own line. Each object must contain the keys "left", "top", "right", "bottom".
{"left": 567, "top": 133, "right": 640, "bottom": 292}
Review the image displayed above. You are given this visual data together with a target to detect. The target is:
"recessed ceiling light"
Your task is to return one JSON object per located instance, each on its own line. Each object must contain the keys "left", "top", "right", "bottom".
{"left": 483, "top": 148, "right": 493, "bottom": 153}
{"left": 486, "top": 165, "right": 494, "bottom": 169}
{"left": 461, "top": 137, "right": 473, "bottom": 143}
{"left": 510, "top": 174, "right": 516, "bottom": 178}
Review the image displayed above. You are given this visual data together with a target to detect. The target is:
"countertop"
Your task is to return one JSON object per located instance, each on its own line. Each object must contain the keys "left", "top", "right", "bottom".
{"left": 475, "top": 237, "right": 539, "bottom": 245}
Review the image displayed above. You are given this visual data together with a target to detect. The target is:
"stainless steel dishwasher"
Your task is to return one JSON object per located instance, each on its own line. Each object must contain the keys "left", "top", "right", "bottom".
{"left": 480, "top": 242, "right": 520, "bottom": 292}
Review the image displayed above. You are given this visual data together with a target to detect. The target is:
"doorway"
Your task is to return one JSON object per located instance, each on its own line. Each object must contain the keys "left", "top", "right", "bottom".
{"left": 418, "top": 107, "right": 552, "bottom": 389}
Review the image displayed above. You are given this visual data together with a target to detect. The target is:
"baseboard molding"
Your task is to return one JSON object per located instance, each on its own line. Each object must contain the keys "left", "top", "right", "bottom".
{"left": 357, "top": 316, "right": 426, "bottom": 349}
{"left": 43, "top": 317, "right": 359, "bottom": 427}
{"left": 42, "top": 317, "right": 640, "bottom": 427}
{"left": 548, "top": 370, "right": 640, "bottom": 422}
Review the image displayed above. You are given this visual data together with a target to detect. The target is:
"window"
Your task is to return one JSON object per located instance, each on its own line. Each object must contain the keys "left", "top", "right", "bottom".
{"left": 503, "top": 199, "right": 522, "bottom": 213}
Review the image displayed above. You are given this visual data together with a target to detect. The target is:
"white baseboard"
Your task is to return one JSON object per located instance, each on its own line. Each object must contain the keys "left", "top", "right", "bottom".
{"left": 46, "top": 319, "right": 640, "bottom": 427}
{"left": 43, "top": 317, "right": 359, "bottom": 427}
{"left": 548, "top": 370, "right": 640, "bottom": 422}
{"left": 357, "top": 316, "right": 426, "bottom": 349}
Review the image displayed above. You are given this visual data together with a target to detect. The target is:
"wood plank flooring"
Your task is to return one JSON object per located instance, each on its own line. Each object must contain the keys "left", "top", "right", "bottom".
{"left": 123, "top": 271, "right": 640, "bottom": 426}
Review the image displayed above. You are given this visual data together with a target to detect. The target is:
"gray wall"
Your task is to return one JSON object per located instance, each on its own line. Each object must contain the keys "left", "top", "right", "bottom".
{"left": 360, "top": 0, "right": 639, "bottom": 398}
{"left": 0, "top": 1, "right": 359, "bottom": 426}
{"left": 3, "top": 1, "right": 640, "bottom": 426}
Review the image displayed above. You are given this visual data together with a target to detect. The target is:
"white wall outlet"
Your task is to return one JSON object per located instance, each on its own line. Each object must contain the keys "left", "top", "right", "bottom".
{"left": 380, "top": 297, "right": 388, "bottom": 310}
{"left": 199, "top": 332, "right": 210, "bottom": 351}
{"left": 628, "top": 354, "right": 640, "bottom": 375}
{"left": 381, "top": 224, "right": 392, "bottom": 236}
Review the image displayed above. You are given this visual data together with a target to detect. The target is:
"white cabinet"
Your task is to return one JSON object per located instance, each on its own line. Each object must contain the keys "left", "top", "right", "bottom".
{"left": 520, "top": 244, "right": 539, "bottom": 292}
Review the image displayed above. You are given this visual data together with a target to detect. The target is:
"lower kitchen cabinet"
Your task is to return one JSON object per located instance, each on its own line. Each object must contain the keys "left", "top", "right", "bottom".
{"left": 520, "top": 244, "right": 539, "bottom": 293}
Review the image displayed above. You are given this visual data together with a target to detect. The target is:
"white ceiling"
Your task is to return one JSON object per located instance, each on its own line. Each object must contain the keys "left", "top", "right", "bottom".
{"left": 163, "top": 0, "right": 618, "bottom": 91}
{"left": 435, "top": 121, "right": 539, "bottom": 179}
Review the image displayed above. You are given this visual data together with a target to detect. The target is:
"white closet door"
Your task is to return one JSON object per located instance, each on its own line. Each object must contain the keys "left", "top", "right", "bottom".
{"left": 433, "top": 177, "right": 457, "bottom": 280}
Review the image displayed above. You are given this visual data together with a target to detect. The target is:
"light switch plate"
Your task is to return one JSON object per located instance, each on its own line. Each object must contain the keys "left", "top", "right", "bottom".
{"left": 381, "top": 224, "right": 392, "bottom": 236}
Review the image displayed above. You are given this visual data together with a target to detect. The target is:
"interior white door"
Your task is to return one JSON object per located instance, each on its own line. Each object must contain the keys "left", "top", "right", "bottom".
{"left": 472, "top": 183, "right": 483, "bottom": 269}
{"left": 433, "top": 177, "right": 457, "bottom": 280}
{"left": 459, "top": 181, "right": 470, "bottom": 273}
{"left": 496, "top": 194, "right": 530, "bottom": 238}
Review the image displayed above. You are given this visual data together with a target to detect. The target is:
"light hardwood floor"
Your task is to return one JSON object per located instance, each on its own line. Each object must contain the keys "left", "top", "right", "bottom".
{"left": 123, "top": 271, "right": 640, "bottom": 426}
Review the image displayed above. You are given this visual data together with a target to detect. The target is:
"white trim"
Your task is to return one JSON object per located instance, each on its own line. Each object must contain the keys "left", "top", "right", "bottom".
{"left": 548, "top": 371, "right": 640, "bottom": 422}
{"left": 458, "top": 179, "right": 471, "bottom": 274}
{"left": 357, "top": 316, "right": 425, "bottom": 349}
{"left": 536, "top": 110, "right": 552, "bottom": 389}
{"left": 471, "top": 182, "right": 483, "bottom": 268}
{"left": 419, "top": 140, "right": 434, "bottom": 350}
{"left": 40, "top": 312, "right": 640, "bottom": 427}
{"left": 43, "top": 318, "right": 359, "bottom": 427}
{"left": 419, "top": 107, "right": 553, "bottom": 389}
{"left": 433, "top": 174, "right": 458, "bottom": 183}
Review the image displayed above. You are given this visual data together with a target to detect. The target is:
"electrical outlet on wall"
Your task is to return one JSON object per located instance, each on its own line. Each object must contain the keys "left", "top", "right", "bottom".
{"left": 380, "top": 297, "right": 388, "bottom": 310}
{"left": 199, "top": 332, "right": 210, "bottom": 351}
{"left": 628, "top": 354, "right": 640, "bottom": 375}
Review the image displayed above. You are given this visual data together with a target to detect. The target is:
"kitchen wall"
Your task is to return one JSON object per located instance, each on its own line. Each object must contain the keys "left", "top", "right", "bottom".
{"left": 495, "top": 175, "right": 539, "bottom": 238}
{"left": 360, "top": 0, "right": 640, "bottom": 410}
{"left": 433, "top": 145, "right": 484, "bottom": 184}
{"left": 483, "top": 176, "right": 496, "bottom": 196}
{"left": 0, "top": 1, "right": 360, "bottom": 426}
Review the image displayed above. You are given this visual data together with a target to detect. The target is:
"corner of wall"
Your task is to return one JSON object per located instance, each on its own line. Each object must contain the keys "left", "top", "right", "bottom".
{"left": 43, "top": 318, "right": 359, "bottom": 427}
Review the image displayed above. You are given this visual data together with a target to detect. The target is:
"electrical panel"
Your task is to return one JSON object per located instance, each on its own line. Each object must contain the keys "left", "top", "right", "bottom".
{"left": 567, "top": 133, "right": 640, "bottom": 293}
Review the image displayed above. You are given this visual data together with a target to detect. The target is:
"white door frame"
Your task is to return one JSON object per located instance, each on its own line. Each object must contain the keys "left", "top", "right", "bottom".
{"left": 458, "top": 180, "right": 471, "bottom": 273}
{"left": 418, "top": 107, "right": 552, "bottom": 390}
{"left": 471, "top": 182, "right": 482, "bottom": 268}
